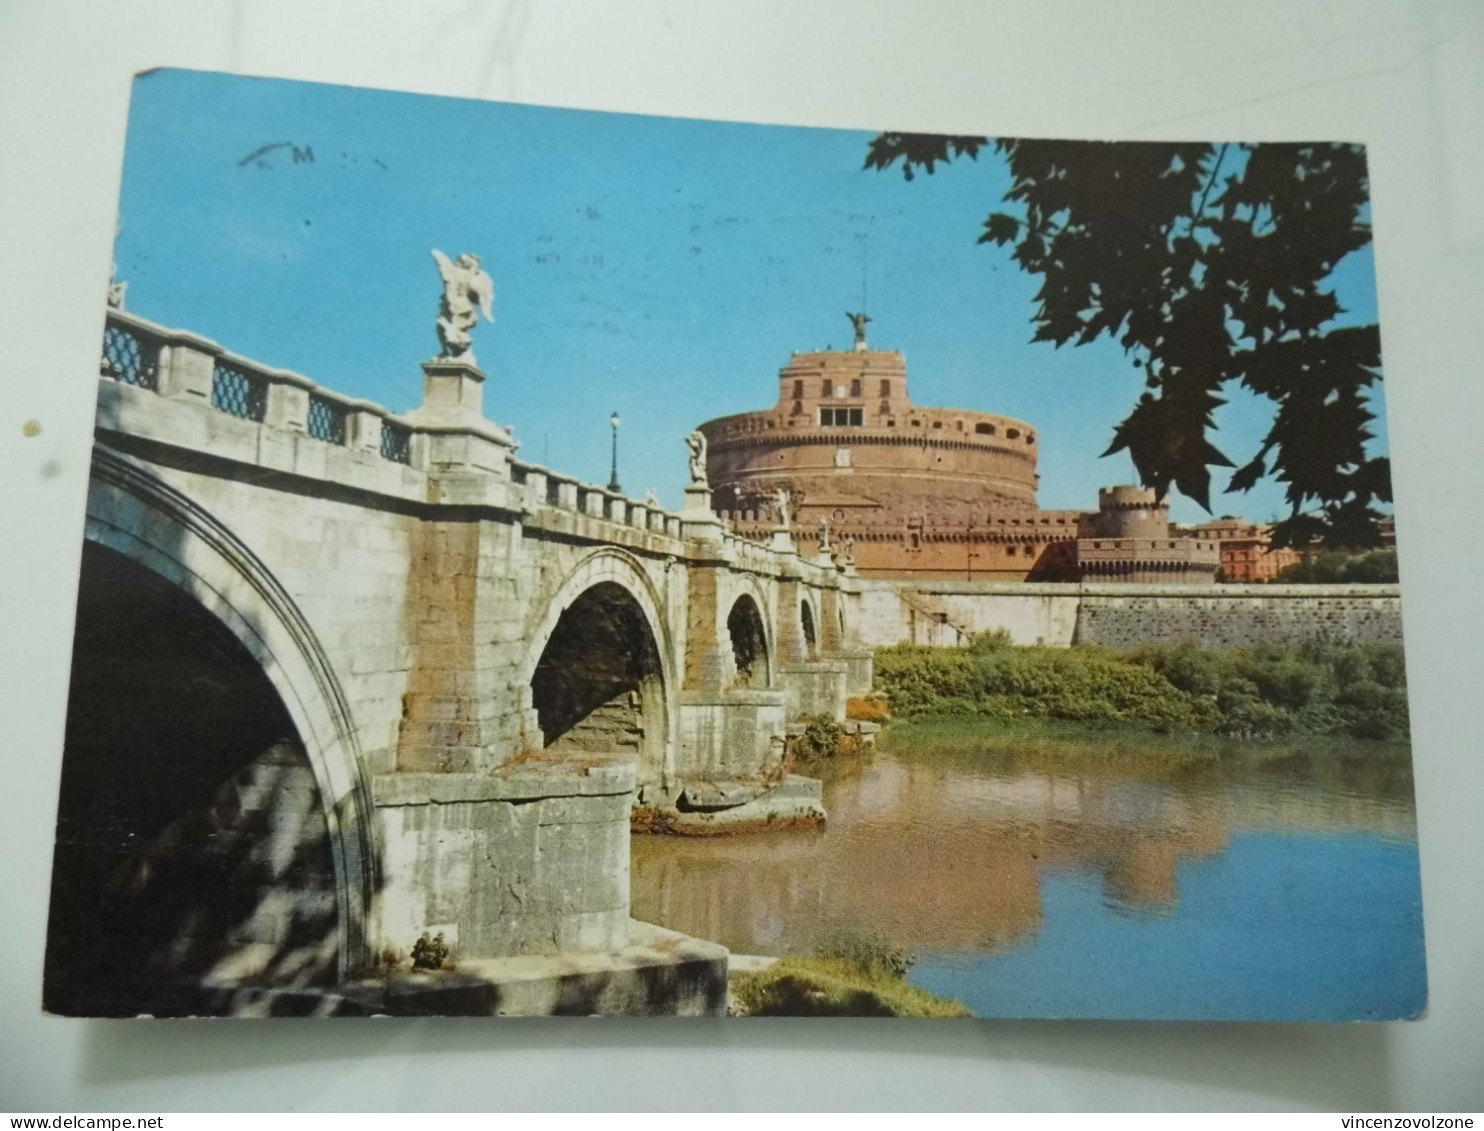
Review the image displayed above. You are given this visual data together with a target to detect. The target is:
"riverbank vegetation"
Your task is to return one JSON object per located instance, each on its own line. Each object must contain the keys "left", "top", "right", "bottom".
{"left": 1276, "top": 548, "right": 1398, "bottom": 584}
{"left": 731, "top": 934, "right": 969, "bottom": 1018}
{"left": 873, "top": 635, "right": 1409, "bottom": 741}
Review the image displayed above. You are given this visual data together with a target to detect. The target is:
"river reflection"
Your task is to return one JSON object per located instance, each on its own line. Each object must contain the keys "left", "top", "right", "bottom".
{"left": 630, "top": 721, "right": 1426, "bottom": 1019}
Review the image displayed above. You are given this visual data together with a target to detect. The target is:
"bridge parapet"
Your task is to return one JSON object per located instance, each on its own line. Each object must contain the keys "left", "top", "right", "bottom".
{"left": 513, "top": 458, "right": 688, "bottom": 544}
{"left": 79, "top": 306, "right": 881, "bottom": 1007}
{"left": 99, "top": 311, "right": 706, "bottom": 549}
{"left": 99, "top": 309, "right": 440, "bottom": 502}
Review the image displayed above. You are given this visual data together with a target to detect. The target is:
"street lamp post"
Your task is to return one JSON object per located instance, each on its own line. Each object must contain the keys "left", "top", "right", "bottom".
{"left": 607, "top": 411, "right": 622, "bottom": 492}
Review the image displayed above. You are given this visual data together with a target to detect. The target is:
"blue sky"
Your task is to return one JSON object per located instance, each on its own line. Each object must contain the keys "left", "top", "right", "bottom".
{"left": 114, "top": 69, "right": 1387, "bottom": 522}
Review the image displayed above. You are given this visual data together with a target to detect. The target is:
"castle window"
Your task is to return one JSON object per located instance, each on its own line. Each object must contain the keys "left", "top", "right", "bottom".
{"left": 850, "top": 378, "right": 862, "bottom": 396}
{"left": 879, "top": 400, "right": 890, "bottom": 416}
{"left": 975, "top": 423, "right": 996, "bottom": 436}
{"left": 820, "top": 407, "right": 864, "bottom": 426}
{"left": 1006, "top": 427, "right": 1021, "bottom": 439}
{"left": 792, "top": 379, "right": 803, "bottom": 398}
{"left": 911, "top": 419, "right": 922, "bottom": 427}
{"left": 792, "top": 399, "right": 803, "bottom": 416}
{"left": 879, "top": 379, "right": 891, "bottom": 397}
{"left": 1026, "top": 433, "right": 1036, "bottom": 444}
{"left": 956, "top": 420, "right": 964, "bottom": 431}
{"left": 822, "top": 379, "right": 834, "bottom": 397}
{"left": 932, "top": 421, "right": 943, "bottom": 430}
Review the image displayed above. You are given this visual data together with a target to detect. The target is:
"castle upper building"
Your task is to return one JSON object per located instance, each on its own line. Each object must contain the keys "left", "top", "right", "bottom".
{"left": 698, "top": 324, "right": 1085, "bottom": 580}
{"left": 697, "top": 318, "right": 1219, "bottom": 584}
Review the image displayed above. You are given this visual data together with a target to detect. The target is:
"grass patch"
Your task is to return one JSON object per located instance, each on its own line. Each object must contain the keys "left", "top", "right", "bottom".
{"left": 731, "top": 957, "right": 970, "bottom": 1018}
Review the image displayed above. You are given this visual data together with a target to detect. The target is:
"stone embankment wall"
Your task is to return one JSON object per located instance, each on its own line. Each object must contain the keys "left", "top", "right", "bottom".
{"left": 858, "top": 580, "right": 1403, "bottom": 651}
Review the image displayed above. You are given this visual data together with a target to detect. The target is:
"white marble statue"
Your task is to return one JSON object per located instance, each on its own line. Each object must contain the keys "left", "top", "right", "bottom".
{"left": 431, "top": 249, "right": 495, "bottom": 361}
{"left": 106, "top": 261, "right": 127, "bottom": 311}
{"left": 685, "top": 430, "right": 708, "bottom": 486}
{"left": 107, "top": 220, "right": 127, "bottom": 310}
{"left": 774, "top": 488, "right": 792, "bottom": 531}
{"left": 818, "top": 518, "right": 831, "bottom": 551}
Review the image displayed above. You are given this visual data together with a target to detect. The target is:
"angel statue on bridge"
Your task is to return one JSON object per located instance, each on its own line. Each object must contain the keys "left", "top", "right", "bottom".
{"left": 431, "top": 249, "right": 495, "bottom": 363}
{"left": 685, "top": 430, "right": 708, "bottom": 486}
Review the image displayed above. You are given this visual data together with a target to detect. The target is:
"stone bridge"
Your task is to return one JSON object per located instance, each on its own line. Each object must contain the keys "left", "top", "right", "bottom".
{"left": 49, "top": 309, "right": 873, "bottom": 1016}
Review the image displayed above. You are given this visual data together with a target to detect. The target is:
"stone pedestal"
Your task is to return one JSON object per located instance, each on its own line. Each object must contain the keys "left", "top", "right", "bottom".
{"left": 681, "top": 483, "right": 724, "bottom": 542}
{"left": 682, "top": 483, "right": 716, "bottom": 514}
{"left": 769, "top": 528, "right": 797, "bottom": 554}
{"left": 407, "top": 357, "right": 516, "bottom": 476}
{"left": 419, "top": 356, "right": 490, "bottom": 418}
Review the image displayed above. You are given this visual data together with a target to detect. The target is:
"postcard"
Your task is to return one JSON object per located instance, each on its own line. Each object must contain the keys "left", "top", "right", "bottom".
{"left": 45, "top": 68, "right": 1424, "bottom": 1018}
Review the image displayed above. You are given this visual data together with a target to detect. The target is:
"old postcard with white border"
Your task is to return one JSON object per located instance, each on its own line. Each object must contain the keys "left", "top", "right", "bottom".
{"left": 45, "top": 68, "right": 1424, "bottom": 1019}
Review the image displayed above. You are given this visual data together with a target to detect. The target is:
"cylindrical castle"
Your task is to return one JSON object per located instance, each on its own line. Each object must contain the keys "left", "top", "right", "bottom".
{"left": 696, "top": 340, "right": 1085, "bottom": 580}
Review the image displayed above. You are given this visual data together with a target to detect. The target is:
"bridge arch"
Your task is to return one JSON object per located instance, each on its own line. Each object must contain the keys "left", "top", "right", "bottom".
{"left": 726, "top": 592, "right": 771, "bottom": 689}
{"left": 51, "top": 450, "right": 375, "bottom": 1012}
{"left": 800, "top": 594, "right": 820, "bottom": 660}
{"left": 521, "top": 548, "right": 677, "bottom": 788}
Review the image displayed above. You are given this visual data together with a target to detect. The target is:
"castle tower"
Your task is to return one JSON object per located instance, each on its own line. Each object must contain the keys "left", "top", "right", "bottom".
{"left": 694, "top": 318, "right": 1085, "bottom": 581}
{"left": 1074, "top": 485, "right": 1220, "bottom": 583}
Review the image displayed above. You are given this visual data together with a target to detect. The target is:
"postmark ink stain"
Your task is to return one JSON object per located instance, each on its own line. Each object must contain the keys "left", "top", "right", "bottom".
{"left": 238, "top": 142, "right": 314, "bottom": 170}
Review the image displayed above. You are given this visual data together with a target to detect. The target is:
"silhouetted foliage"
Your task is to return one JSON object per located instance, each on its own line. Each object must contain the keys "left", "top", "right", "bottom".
{"left": 865, "top": 135, "right": 1390, "bottom": 548}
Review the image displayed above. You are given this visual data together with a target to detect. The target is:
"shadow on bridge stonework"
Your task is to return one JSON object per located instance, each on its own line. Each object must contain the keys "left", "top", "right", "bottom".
{"left": 44, "top": 543, "right": 347, "bottom": 1017}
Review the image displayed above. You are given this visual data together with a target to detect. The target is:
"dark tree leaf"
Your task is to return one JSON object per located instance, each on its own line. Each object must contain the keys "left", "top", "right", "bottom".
{"left": 864, "top": 133, "right": 988, "bottom": 180}
{"left": 866, "top": 131, "right": 1391, "bottom": 547}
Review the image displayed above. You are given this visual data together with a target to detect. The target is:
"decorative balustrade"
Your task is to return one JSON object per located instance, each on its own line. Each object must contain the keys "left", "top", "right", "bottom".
{"left": 96, "top": 311, "right": 849, "bottom": 570}
{"left": 99, "top": 310, "right": 422, "bottom": 471}
{"left": 210, "top": 360, "right": 268, "bottom": 422}
{"left": 380, "top": 420, "right": 412, "bottom": 465}
{"left": 101, "top": 321, "right": 163, "bottom": 390}
{"left": 306, "top": 393, "right": 348, "bottom": 445}
{"left": 510, "top": 457, "right": 689, "bottom": 541}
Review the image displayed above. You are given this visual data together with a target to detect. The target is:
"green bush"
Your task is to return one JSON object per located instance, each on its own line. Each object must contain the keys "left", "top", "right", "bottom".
{"left": 1278, "top": 548, "right": 1398, "bottom": 584}
{"left": 874, "top": 639, "right": 1409, "bottom": 742}
{"left": 794, "top": 715, "right": 845, "bottom": 759}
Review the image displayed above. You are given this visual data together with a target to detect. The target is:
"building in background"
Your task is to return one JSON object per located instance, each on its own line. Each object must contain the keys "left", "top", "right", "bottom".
{"left": 1184, "top": 518, "right": 1305, "bottom": 583}
{"left": 696, "top": 321, "right": 1221, "bottom": 584}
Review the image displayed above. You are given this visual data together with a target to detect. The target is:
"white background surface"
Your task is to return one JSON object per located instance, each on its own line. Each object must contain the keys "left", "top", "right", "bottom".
{"left": 2, "top": 0, "right": 1482, "bottom": 1112}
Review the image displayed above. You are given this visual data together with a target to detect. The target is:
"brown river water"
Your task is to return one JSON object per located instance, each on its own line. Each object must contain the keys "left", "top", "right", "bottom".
{"left": 629, "top": 719, "right": 1424, "bottom": 1019}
